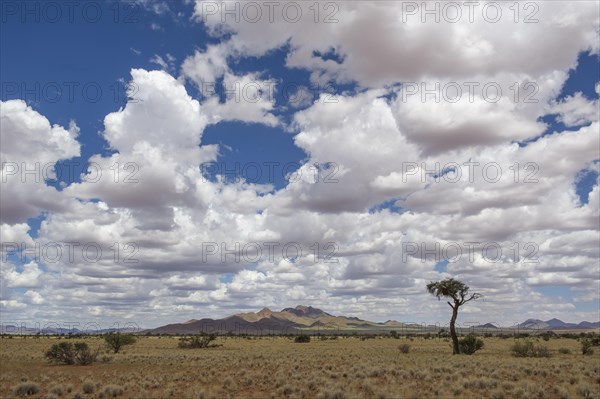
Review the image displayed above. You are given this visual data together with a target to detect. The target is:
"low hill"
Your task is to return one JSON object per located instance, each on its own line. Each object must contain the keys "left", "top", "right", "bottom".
{"left": 142, "top": 308, "right": 600, "bottom": 335}
{"left": 144, "top": 305, "right": 410, "bottom": 335}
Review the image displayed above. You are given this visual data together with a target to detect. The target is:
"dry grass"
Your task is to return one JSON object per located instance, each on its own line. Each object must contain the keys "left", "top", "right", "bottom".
{"left": 1, "top": 335, "right": 599, "bottom": 398}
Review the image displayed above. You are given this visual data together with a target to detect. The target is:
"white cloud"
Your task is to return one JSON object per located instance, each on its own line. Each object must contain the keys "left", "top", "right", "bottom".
{"left": 181, "top": 46, "right": 280, "bottom": 126}
{"left": 0, "top": 100, "right": 80, "bottom": 224}
{"left": 1, "top": 2, "right": 598, "bottom": 327}
{"left": 2, "top": 261, "right": 43, "bottom": 289}
{"left": 202, "top": 72, "right": 279, "bottom": 126}
{"left": 103, "top": 69, "right": 207, "bottom": 157}
{"left": 550, "top": 91, "right": 600, "bottom": 127}
{"left": 181, "top": 44, "right": 230, "bottom": 90}
{"left": 194, "top": 1, "right": 599, "bottom": 86}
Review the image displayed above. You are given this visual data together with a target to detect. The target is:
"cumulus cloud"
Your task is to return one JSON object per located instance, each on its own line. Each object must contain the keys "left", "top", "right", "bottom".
{"left": 181, "top": 44, "right": 230, "bottom": 90}
{"left": 0, "top": 100, "right": 80, "bottom": 224}
{"left": 2, "top": 1, "right": 598, "bottom": 327}
{"left": 194, "top": 1, "right": 599, "bottom": 86}
{"left": 202, "top": 72, "right": 279, "bottom": 126}
{"left": 550, "top": 91, "right": 600, "bottom": 127}
{"left": 181, "top": 45, "right": 280, "bottom": 126}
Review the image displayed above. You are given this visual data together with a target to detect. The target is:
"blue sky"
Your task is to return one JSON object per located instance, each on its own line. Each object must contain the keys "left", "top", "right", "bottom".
{"left": 1, "top": 1, "right": 599, "bottom": 327}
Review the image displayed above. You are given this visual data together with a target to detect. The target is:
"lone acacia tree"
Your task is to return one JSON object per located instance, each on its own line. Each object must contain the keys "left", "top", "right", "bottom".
{"left": 426, "top": 278, "right": 481, "bottom": 354}
{"left": 104, "top": 332, "right": 136, "bottom": 353}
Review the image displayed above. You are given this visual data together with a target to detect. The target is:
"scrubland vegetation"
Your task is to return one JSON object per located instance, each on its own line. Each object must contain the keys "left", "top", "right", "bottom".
{"left": 1, "top": 333, "right": 599, "bottom": 399}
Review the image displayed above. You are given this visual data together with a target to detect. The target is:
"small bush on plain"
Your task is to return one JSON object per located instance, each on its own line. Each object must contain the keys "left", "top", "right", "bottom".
{"left": 294, "top": 334, "right": 311, "bottom": 343}
{"left": 103, "top": 385, "right": 124, "bottom": 397}
{"left": 49, "top": 385, "right": 64, "bottom": 396}
{"left": 44, "top": 342, "right": 99, "bottom": 365}
{"left": 104, "top": 332, "right": 136, "bottom": 353}
{"left": 13, "top": 382, "right": 40, "bottom": 396}
{"left": 178, "top": 333, "right": 217, "bottom": 349}
{"left": 581, "top": 339, "right": 594, "bottom": 355}
{"left": 82, "top": 381, "right": 95, "bottom": 394}
{"left": 511, "top": 340, "right": 551, "bottom": 358}
{"left": 459, "top": 335, "right": 484, "bottom": 355}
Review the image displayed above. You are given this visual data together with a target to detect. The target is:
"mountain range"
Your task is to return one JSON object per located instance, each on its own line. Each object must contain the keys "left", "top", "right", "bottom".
{"left": 0, "top": 326, "right": 138, "bottom": 335}
{"left": 517, "top": 318, "right": 600, "bottom": 330}
{"left": 3, "top": 306, "right": 597, "bottom": 335}
{"left": 142, "top": 306, "right": 600, "bottom": 335}
{"left": 144, "top": 305, "right": 411, "bottom": 335}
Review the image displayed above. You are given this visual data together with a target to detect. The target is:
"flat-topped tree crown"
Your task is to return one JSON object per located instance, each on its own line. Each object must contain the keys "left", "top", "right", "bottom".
{"left": 426, "top": 278, "right": 481, "bottom": 307}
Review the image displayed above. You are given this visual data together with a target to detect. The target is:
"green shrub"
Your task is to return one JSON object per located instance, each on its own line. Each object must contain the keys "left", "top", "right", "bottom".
{"left": 104, "top": 332, "right": 136, "bottom": 353}
{"left": 82, "top": 381, "right": 95, "bottom": 394}
{"left": 581, "top": 339, "right": 594, "bottom": 355}
{"left": 49, "top": 385, "right": 64, "bottom": 396}
{"left": 103, "top": 385, "right": 124, "bottom": 397}
{"left": 74, "top": 342, "right": 98, "bottom": 365}
{"left": 398, "top": 343, "right": 410, "bottom": 353}
{"left": 44, "top": 342, "right": 98, "bottom": 365}
{"left": 511, "top": 340, "right": 551, "bottom": 357}
{"left": 459, "top": 334, "right": 484, "bottom": 355}
{"left": 558, "top": 347, "right": 571, "bottom": 354}
{"left": 294, "top": 334, "right": 311, "bottom": 343}
{"left": 45, "top": 342, "right": 75, "bottom": 365}
{"left": 13, "top": 382, "right": 40, "bottom": 396}
{"left": 178, "top": 333, "right": 217, "bottom": 349}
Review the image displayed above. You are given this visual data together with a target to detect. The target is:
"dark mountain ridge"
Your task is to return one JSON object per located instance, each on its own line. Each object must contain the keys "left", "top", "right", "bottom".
{"left": 143, "top": 306, "right": 600, "bottom": 335}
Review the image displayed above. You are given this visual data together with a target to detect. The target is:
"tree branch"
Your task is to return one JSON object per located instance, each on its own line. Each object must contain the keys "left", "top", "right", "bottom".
{"left": 463, "top": 293, "right": 482, "bottom": 303}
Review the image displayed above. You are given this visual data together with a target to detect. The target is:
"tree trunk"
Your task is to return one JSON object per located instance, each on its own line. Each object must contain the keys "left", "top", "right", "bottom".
{"left": 449, "top": 305, "right": 459, "bottom": 354}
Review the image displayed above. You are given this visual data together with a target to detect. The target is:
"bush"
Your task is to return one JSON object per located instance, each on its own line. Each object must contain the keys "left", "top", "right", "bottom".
{"left": 45, "top": 342, "right": 75, "bottom": 365}
{"left": 44, "top": 342, "right": 98, "bottom": 365}
{"left": 178, "top": 333, "right": 217, "bottom": 349}
{"left": 511, "top": 340, "right": 551, "bottom": 358}
{"left": 581, "top": 339, "right": 594, "bottom": 355}
{"left": 49, "top": 385, "right": 64, "bottom": 396}
{"left": 294, "top": 334, "right": 311, "bottom": 343}
{"left": 104, "top": 333, "right": 136, "bottom": 354}
{"left": 74, "top": 342, "right": 98, "bottom": 365}
{"left": 459, "top": 334, "right": 484, "bottom": 355}
{"left": 103, "top": 385, "right": 124, "bottom": 397}
{"left": 398, "top": 344, "right": 410, "bottom": 353}
{"left": 82, "top": 381, "right": 95, "bottom": 394}
{"left": 558, "top": 347, "right": 571, "bottom": 354}
{"left": 13, "top": 382, "right": 40, "bottom": 396}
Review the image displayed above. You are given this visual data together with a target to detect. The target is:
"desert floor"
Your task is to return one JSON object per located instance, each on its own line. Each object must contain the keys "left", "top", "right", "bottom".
{"left": 1, "top": 335, "right": 599, "bottom": 399}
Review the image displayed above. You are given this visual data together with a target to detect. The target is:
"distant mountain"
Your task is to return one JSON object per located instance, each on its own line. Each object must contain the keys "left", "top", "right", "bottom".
{"left": 579, "top": 321, "right": 600, "bottom": 329}
{"left": 143, "top": 308, "right": 600, "bottom": 335}
{"left": 144, "top": 305, "right": 410, "bottom": 335}
{"left": 281, "top": 305, "right": 331, "bottom": 318}
{"left": 0, "top": 325, "right": 139, "bottom": 335}
{"left": 476, "top": 323, "right": 498, "bottom": 329}
{"left": 5, "top": 312, "right": 598, "bottom": 336}
{"left": 546, "top": 318, "right": 573, "bottom": 328}
{"left": 518, "top": 318, "right": 600, "bottom": 330}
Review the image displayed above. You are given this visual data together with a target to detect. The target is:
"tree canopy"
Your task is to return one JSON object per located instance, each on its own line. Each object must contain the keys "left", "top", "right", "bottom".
{"left": 426, "top": 278, "right": 481, "bottom": 309}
